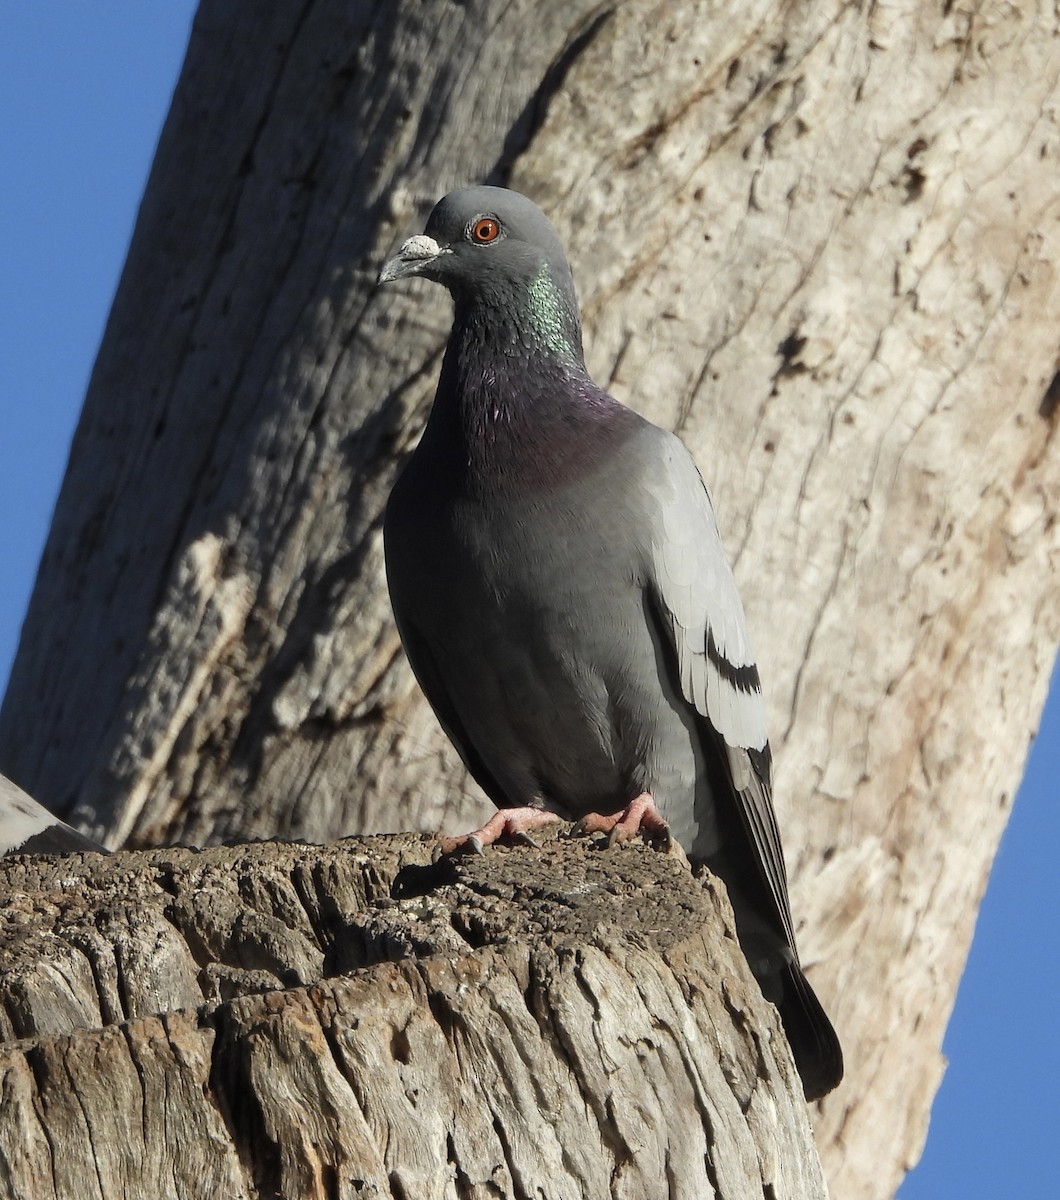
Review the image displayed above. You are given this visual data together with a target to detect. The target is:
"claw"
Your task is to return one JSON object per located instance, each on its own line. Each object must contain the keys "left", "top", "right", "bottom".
{"left": 606, "top": 824, "right": 631, "bottom": 848}
{"left": 436, "top": 806, "right": 563, "bottom": 856}
{"left": 578, "top": 792, "right": 673, "bottom": 851}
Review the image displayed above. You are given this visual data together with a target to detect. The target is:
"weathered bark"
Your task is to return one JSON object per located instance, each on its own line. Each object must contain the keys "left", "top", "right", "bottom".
{"left": 1, "top": 2, "right": 1058, "bottom": 1197}
{"left": 0, "top": 837, "right": 826, "bottom": 1200}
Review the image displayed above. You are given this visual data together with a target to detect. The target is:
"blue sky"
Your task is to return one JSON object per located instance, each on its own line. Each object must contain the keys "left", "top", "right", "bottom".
{"left": 1, "top": 10, "right": 1057, "bottom": 1195}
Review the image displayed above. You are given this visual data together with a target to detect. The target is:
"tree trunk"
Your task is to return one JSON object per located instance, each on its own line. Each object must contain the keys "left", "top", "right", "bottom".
{"left": 1, "top": 2, "right": 1058, "bottom": 1197}
{"left": 0, "top": 838, "right": 827, "bottom": 1200}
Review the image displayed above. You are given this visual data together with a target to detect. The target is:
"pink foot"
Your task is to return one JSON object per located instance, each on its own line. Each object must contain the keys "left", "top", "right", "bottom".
{"left": 437, "top": 806, "right": 564, "bottom": 856}
{"left": 576, "top": 792, "right": 672, "bottom": 849}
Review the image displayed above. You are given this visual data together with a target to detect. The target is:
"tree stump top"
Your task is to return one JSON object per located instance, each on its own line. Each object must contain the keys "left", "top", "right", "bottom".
{"left": 0, "top": 833, "right": 828, "bottom": 1199}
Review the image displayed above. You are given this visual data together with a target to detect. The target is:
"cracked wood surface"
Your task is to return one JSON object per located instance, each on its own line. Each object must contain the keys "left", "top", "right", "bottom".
{"left": 1, "top": 3, "right": 1058, "bottom": 1197}
{"left": 0, "top": 836, "right": 826, "bottom": 1200}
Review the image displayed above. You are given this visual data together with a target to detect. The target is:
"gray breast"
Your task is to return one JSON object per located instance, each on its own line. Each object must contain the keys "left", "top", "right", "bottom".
{"left": 390, "top": 458, "right": 711, "bottom": 850}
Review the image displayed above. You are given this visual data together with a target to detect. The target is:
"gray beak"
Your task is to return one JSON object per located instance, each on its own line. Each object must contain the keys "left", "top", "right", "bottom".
{"left": 378, "top": 234, "right": 447, "bottom": 283}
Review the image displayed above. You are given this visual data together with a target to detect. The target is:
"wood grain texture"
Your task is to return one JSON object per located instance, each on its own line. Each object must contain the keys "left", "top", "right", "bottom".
{"left": 0, "top": 2, "right": 1058, "bottom": 1196}
{"left": 0, "top": 838, "right": 826, "bottom": 1200}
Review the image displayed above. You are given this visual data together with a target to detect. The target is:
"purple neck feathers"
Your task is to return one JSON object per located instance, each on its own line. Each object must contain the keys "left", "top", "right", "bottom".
{"left": 421, "top": 304, "right": 635, "bottom": 495}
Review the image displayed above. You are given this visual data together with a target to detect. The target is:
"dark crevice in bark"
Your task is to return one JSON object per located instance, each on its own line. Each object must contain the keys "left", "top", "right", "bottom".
{"left": 487, "top": 7, "right": 615, "bottom": 185}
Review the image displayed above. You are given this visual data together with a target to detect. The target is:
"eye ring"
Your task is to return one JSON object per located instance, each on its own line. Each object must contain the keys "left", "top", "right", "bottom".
{"left": 470, "top": 216, "right": 501, "bottom": 244}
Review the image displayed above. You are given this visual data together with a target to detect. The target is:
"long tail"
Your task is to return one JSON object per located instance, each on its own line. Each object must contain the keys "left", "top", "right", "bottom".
{"left": 776, "top": 961, "right": 844, "bottom": 1101}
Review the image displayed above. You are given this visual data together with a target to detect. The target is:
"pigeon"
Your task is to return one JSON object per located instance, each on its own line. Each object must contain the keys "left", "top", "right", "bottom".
{"left": 379, "top": 186, "right": 843, "bottom": 1099}
{"left": 0, "top": 772, "right": 107, "bottom": 856}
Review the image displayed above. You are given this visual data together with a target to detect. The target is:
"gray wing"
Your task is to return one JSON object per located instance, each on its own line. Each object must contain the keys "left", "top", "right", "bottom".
{"left": 644, "top": 430, "right": 797, "bottom": 951}
{"left": 646, "top": 434, "right": 766, "bottom": 752}
{"left": 0, "top": 773, "right": 107, "bottom": 857}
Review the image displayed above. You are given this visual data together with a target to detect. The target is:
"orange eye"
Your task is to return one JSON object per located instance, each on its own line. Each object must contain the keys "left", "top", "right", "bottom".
{"left": 470, "top": 217, "right": 500, "bottom": 244}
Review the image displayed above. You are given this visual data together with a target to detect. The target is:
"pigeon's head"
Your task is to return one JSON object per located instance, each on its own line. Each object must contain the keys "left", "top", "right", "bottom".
{"left": 379, "top": 186, "right": 584, "bottom": 363}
